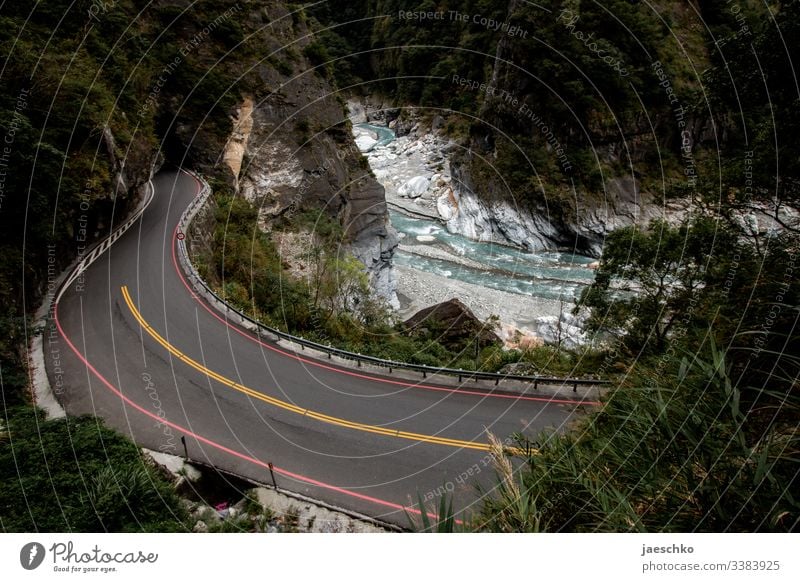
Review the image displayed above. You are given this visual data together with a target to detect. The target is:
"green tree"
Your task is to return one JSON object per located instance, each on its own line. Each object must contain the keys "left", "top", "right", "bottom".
{"left": 578, "top": 217, "right": 740, "bottom": 351}
{"left": 304, "top": 241, "right": 371, "bottom": 324}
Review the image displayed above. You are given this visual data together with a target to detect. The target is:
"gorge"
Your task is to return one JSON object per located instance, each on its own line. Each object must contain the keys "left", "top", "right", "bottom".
{"left": 352, "top": 117, "right": 598, "bottom": 346}
{"left": 3, "top": 0, "right": 797, "bottom": 536}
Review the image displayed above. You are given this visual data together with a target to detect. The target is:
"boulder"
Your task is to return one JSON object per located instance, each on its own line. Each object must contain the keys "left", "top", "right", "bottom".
{"left": 355, "top": 133, "right": 377, "bottom": 152}
{"left": 533, "top": 312, "right": 587, "bottom": 349}
{"left": 403, "top": 298, "right": 500, "bottom": 350}
{"left": 398, "top": 175, "right": 430, "bottom": 198}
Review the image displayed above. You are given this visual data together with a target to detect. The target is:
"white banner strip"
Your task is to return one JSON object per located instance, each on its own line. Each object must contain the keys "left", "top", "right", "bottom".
{"left": 0, "top": 533, "right": 797, "bottom": 581}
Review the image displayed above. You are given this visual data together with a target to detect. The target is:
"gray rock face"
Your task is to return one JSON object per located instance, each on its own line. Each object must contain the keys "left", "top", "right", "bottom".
{"left": 446, "top": 156, "right": 688, "bottom": 258}
{"left": 346, "top": 180, "right": 400, "bottom": 309}
{"left": 347, "top": 98, "right": 367, "bottom": 124}
{"left": 532, "top": 311, "right": 589, "bottom": 350}
{"left": 232, "top": 40, "right": 398, "bottom": 306}
{"left": 441, "top": 163, "right": 566, "bottom": 251}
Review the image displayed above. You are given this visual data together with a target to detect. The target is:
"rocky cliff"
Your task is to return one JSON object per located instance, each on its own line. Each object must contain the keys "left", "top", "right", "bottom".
{"left": 318, "top": 1, "right": 756, "bottom": 257}
{"left": 209, "top": 8, "right": 398, "bottom": 306}
{"left": 443, "top": 158, "right": 686, "bottom": 257}
{"left": 435, "top": 0, "right": 714, "bottom": 257}
{"left": 356, "top": 98, "right": 685, "bottom": 258}
{"left": 161, "top": 4, "right": 400, "bottom": 307}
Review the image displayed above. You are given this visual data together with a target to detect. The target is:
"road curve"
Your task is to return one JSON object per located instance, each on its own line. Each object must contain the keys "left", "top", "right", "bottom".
{"left": 49, "top": 169, "right": 588, "bottom": 526}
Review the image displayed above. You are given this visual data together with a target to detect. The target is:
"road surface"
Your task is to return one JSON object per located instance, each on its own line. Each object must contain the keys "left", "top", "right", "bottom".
{"left": 49, "top": 170, "right": 592, "bottom": 526}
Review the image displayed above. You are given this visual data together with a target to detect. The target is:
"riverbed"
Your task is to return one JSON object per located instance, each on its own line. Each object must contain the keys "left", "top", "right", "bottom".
{"left": 354, "top": 122, "right": 596, "bottom": 341}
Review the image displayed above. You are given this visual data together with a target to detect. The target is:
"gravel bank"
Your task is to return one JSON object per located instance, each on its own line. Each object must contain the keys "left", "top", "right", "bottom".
{"left": 396, "top": 264, "right": 564, "bottom": 335}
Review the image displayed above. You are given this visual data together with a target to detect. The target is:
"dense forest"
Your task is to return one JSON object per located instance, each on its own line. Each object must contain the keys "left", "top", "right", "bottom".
{"left": 1, "top": 0, "right": 798, "bottom": 532}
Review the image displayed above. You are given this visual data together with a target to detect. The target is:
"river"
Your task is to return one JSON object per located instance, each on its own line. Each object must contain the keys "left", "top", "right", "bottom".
{"left": 391, "top": 211, "right": 596, "bottom": 303}
{"left": 356, "top": 123, "right": 596, "bottom": 306}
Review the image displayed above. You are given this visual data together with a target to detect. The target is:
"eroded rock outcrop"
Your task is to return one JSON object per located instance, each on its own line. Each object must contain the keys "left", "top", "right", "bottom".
{"left": 227, "top": 10, "right": 398, "bottom": 307}
{"left": 402, "top": 299, "right": 500, "bottom": 351}
{"left": 359, "top": 114, "right": 680, "bottom": 258}
{"left": 442, "top": 161, "right": 686, "bottom": 257}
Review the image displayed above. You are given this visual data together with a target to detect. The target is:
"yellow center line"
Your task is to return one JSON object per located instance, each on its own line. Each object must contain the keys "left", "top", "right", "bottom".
{"left": 121, "top": 285, "right": 494, "bottom": 452}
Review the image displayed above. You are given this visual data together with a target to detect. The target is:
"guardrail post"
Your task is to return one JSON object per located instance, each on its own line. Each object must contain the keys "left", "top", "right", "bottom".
{"left": 422, "top": 370, "right": 427, "bottom": 378}
{"left": 573, "top": 381, "right": 578, "bottom": 392}
{"left": 533, "top": 380, "right": 539, "bottom": 390}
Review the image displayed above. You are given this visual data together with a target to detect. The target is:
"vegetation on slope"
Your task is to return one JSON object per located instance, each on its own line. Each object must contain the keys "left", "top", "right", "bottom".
{"left": 479, "top": 341, "right": 798, "bottom": 532}
{"left": 2, "top": 0, "right": 798, "bottom": 533}
{"left": 199, "top": 195, "right": 477, "bottom": 369}
{"left": 0, "top": 408, "right": 186, "bottom": 532}
{"left": 0, "top": 0, "right": 277, "bottom": 532}
{"left": 311, "top": 1, "right": 797, "bottom": 230}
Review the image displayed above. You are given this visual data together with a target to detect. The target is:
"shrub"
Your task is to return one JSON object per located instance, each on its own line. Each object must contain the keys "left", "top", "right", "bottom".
{"left": 0, "top": 408, "right": 186, "bottom": 532}
{"left": 479, "top": 344, "right": 800, "bottom": 532}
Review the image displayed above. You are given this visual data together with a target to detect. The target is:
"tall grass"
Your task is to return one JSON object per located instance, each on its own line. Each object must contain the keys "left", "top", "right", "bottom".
{"left": 478, "top": 341, "right": 799, "bottom": 532}
{"left": 407, "top": 491, "right": 461, "bottom": 533}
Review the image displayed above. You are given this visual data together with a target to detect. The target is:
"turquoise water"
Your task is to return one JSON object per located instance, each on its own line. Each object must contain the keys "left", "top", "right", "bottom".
{"left": 391, "top": 211, "right": 596, "bottom": 301}
{"left": 356, "top": 123, "right": 395, "bottom": 150}
{"left": 357, "top": 122, "right": 596, "bottom": 302}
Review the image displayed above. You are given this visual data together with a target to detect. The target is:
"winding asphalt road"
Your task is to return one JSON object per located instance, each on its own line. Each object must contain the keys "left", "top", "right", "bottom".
{"left": 49, "top": 169, "right": 592, "bottom": 526}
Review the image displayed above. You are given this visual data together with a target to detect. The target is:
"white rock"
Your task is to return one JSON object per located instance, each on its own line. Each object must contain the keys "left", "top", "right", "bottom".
{"left": 437, "top": 193, "right": 456, "bottom": 221}
{"left": 416, "top": 235, "right": 436, "bottom": 242}
{"left": 347, "top": 99, "right": 367, "bottom": 124}
{"left": 533, "top": 312, "right": 588, "bottom": 349}
{"left": 355, "top": 134, "right": 378, "bottom": 152}
{"left": 444, "top": 186, "right": 563, "bottom": 250}
{"left": 398, "top": 176, "right": 430, "bottom": 198}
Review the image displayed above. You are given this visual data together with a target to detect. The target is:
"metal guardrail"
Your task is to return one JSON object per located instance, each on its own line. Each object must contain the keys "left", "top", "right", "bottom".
{"left": 176, "top": 170, "right": 610, "bottom": 394}
{"left": 56, "top": 180, "right": 156, "bottom": 305}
